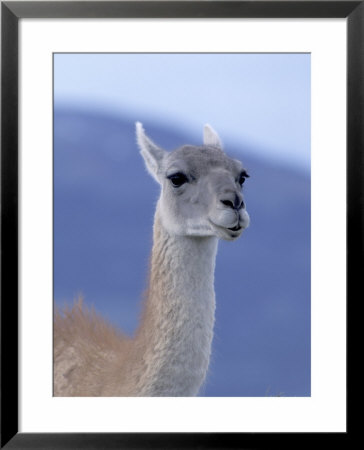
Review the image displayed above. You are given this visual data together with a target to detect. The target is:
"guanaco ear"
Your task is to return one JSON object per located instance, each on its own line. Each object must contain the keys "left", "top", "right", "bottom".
{"left": 203, "top": 124, "right": 222, "bottom": 150}
{"left": 136, "top": 122, "right": 166, "bottom": 184}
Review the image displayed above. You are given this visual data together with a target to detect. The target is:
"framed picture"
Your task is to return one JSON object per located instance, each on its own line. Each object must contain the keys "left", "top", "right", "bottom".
{"left": 1, "top": 1, "right": 359, "bottom": 448}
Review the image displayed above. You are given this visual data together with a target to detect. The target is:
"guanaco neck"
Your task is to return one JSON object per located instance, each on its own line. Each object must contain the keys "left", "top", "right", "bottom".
{"left": 132, "top": 206, "right": 218, "bottom": 396}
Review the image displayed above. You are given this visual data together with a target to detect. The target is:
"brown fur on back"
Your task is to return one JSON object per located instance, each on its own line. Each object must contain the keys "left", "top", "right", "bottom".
{"left": 54, "top": 298, "right": 133, "bottom": 396}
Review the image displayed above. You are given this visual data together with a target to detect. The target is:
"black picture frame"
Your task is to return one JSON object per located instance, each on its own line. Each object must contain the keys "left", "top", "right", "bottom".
{"left": 1, "top": 1, "right": 360, "bottom": 448}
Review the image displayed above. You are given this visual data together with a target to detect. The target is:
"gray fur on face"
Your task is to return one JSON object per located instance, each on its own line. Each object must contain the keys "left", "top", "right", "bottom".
{"left": 136, "top": 123, "right": 250, "bottom": 241}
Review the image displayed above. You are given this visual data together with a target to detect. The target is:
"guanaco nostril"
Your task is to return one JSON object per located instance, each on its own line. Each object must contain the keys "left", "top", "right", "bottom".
{"left": 221, "top": 195, "right": 244, "bottom": 210}
{"left": 221, "top": 199, "right": 235, "bottom": 209}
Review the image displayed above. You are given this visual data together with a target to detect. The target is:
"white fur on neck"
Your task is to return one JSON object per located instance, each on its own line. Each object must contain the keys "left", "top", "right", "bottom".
{"left": 135, "top": 206, "right": 218, "bottom": 396}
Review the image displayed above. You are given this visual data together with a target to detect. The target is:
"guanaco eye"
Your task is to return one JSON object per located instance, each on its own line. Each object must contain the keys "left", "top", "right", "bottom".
{"left": 167, "top": 172, "right": 188, "bottom": 187}
{"left": 238, "top": 171, "right": 249, "bottom": 186}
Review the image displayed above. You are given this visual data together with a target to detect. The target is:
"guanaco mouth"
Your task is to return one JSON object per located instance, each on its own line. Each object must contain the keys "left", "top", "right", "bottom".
{"left": 227, "top": 224, "right": 242, "bottom": 232}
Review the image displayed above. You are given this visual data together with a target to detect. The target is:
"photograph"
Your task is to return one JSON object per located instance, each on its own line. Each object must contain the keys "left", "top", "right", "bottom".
{"left": 53, "top": 52, "right": 311, "bottom": 397}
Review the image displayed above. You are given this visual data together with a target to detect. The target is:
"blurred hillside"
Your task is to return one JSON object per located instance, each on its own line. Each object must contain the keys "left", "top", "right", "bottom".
{"left": 54, "top": 108, "right": 311, "bottom": 397}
